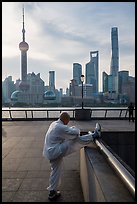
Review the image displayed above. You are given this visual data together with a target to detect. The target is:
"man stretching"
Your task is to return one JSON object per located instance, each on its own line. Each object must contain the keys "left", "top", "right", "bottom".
{"left": 43, "top": 112, "right": 101, "bottom": 201}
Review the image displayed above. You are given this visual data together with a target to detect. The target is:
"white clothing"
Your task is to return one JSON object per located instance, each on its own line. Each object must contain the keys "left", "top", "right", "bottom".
{"left": 43, "top": 119, "right": 80, "bottom": 160}
{"left": 43, "top": 119, "right": 97, "bottom": 191}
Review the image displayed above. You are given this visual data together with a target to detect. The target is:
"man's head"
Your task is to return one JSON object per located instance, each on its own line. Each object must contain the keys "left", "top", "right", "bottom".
{"left": 59, "top": 112, "right": 70, "bottom": 125}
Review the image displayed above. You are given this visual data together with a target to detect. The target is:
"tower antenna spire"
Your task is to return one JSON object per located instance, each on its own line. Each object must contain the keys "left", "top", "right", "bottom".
{"left": 19, "top": 4, "right": 29, "bottom": 87}
{"left": 22, "top": 4, "right": 25, "bottom": 41}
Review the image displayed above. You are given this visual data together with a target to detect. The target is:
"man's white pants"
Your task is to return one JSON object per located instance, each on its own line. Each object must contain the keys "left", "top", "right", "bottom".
{"left": 47, "top": 131, "right": 97, "bottom": 191}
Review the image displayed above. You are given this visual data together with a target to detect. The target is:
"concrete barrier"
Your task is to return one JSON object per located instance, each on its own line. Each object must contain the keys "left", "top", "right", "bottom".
{"left": 75, "top": 109, "right": 91, "bottom": 120}
{"left": 80, "top": 145, "right": 135, "bottom": 202}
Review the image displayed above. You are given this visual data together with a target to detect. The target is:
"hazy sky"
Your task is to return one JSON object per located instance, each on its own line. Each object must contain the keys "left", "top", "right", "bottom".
{"left": 2, "top": 2, "right": 135, "bottom": 92}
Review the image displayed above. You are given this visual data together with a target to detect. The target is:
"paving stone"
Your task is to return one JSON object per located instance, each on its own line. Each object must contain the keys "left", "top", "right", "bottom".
{"left": 11, "top": 190, "right": 49, "bottom": 202}
{"left": 2, "top": 158, "right": 22, "bottom": 171}
{"left": 19, "top": 178, "right": 48, "bottom": 191}
{"left": 2, "top": 171, "right": 27, "bottom": 179}
{"left": 26, "top": 170, "right": 50, "bottom": 178}
{"left": 2, "top": 192, "right": 16, "bottom": 202}
{"left": 17, "top": 158, "right": 43, "bottom": 171}
{"left": 2, "top": 178, "right": 23, "bottom": 191}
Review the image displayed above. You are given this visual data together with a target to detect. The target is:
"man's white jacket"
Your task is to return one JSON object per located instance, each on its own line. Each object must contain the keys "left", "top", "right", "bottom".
{"left": 43, "top": 119, "right": 80, "bottom": 160}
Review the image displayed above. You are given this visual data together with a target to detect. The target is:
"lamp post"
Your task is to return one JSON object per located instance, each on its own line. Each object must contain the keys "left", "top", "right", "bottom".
{"left": 75, "top": 74, "right": 90, "bottom": 120}
{"left": 81, "top": 74, "right": 84, "bottom": 109}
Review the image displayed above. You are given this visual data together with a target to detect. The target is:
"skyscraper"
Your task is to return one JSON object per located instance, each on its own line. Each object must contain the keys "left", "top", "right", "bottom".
{"left": 102, "top": 71, "right": 108, "bottom": 93}
{"left": 2, "top": 76, "right": 16, "bottom": 103}
{"left": 73, "top": 63, "right": 82, "bottom": 85}
{"left": 11, "top": 7, "right": 45, "bottom": 105}
{"left": 85, "top": 51, "right": 99, "bottom": 93}
{"left": 49, "top": 71, "right": 55, "bottom": 91}
{"left": 110, "top": 27, "right": 119, "bottom": 93}
{"left": 19, "top": 6, "right": 29, "bottom": 91}
{"left": 118, "top": 70, "right": 129, "bottom": 94}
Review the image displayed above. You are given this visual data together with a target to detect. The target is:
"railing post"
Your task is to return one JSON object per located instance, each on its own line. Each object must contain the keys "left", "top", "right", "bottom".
{"left": 125, "top": 110, "right": 128, "bottom": 118}
{"left": 9, "top": 110, "right": 12, "bottom": 120}
{"left": 31, "top": 110, "right": 33, "bottom": 118}
{"left": 73, "top": 110, "right": 75, "bottom": 119}
{"left": 119, "top": 110, "right": 122, "bottom": 118}
{"left": 25, "top": 110, "right": 27, "bottom": 119}
{"left": 90, "top": 110, "right": 92, "bottom": 117}
{"left": 105, "top": 110, "right": 107, "bottom": 118}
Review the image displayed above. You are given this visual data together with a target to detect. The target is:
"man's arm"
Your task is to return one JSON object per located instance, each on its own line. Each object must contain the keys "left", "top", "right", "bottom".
{"left": 59, "top": 125, "right": 80, "bottom": 140}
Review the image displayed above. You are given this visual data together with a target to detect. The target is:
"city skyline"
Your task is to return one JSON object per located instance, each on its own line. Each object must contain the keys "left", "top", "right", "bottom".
{"left": 2, "top": 2, "right": 135, "bottom": 92}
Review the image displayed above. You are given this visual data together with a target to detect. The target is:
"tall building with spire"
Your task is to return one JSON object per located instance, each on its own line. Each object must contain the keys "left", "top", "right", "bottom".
{"left": 110, "top": 27, "right": 119, "bottom": 93}
{"left": 11, "top": 6, "right": 45, "bottom": 106}
{"left": 19, "top": 6, "right": 30, "bottom": 91}
{"left": 85, "top": 51, "right": 99, "bottom": 93}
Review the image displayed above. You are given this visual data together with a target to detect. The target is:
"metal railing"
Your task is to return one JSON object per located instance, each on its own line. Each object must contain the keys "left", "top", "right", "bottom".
{"left": 2, "top": 108, "right": 75, "bottom": 121}
{"left": 2, "top": 107, "right": 135, "bottom": 121}
{"left": 95, "top": 139, "right": 135, "bottom": 198}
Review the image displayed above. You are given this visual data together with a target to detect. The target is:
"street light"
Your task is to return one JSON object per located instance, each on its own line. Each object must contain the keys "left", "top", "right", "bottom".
{"left": 81, "top": 74, "right": 84, "bottom": 109}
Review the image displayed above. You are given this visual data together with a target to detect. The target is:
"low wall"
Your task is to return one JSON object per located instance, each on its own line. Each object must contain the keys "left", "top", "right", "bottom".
{"left": 80, "top": 145, "right": 135, "bottom": 202}
{"left": 80, "top": 131, "right": 135, "bottom": 202}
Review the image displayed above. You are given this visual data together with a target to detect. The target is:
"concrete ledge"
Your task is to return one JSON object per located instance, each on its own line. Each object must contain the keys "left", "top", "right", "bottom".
{"left": 80, "top": 146, "right": 134, "bottom": 202}
{"left": 75, "top": 109, "right": 91, "bottom": 120}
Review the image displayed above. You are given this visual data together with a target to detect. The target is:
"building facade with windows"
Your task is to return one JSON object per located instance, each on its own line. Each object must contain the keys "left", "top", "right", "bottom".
{"left": 73, "top": 63, "right": 82, "bottom": 85}
{"left": 85, "top": 51, "right": 99, "bottom": 93}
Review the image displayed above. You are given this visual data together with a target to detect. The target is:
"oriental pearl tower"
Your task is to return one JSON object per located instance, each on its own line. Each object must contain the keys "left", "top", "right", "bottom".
{"left": 19, "top": 6, "right": 30, "bottom": 91}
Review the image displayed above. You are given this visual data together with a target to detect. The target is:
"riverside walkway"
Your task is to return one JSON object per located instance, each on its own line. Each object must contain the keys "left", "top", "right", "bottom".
{"left": 2, "top": 120, "right": 135, "bottom": 202}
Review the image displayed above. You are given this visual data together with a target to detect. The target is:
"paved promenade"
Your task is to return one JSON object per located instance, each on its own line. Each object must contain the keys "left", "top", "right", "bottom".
{"left": 2, "top": 120, "right": 135, "bottom": 202}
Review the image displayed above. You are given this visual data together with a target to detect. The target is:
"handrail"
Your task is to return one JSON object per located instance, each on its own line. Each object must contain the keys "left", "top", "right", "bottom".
{"left": 95, "top": 139, "right": 135, "bottom": 198}
{"left": 2, "top": 107, "right": 135, "bottom": 120}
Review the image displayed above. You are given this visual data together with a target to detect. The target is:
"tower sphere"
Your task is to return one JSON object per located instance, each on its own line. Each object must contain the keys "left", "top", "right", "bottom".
{"left": 19, "top": 41, "right": 29, "bottom": 51}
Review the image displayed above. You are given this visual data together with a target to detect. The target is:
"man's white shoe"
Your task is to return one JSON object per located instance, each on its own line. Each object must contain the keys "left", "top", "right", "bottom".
{"left": 88, "top": 130, "right": 95, "bottom": 141}
{"left": 95, "top": 123, "right": 101, "bottom": 137}
{"left": 87, "top": 123, "right": 101, "bottom": 141}
{"left": 88, "top": 130, "right": 93, "bottom": 135}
